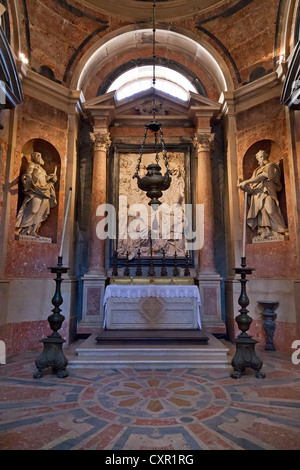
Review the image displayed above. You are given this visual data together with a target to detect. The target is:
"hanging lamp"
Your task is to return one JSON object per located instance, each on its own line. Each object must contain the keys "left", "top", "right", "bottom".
{"left": 132, "top": 0, "right": 172, "bottom": 208}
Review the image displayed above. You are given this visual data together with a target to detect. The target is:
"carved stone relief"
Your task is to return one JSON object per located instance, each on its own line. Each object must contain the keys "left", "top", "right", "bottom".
{"left": 139, "top": 297, "right": 166, "bottom": 326}
{"left": 118, "top": 152, "right": 186, "bottom": 259}
{"left": 135, "top": 100, "right": 171, "bottom": 116}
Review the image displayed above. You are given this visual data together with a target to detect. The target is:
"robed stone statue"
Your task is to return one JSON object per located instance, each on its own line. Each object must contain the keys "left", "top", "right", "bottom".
{"left": 239, "top": 150, "right": 288, "bottom": 239}
{"left": 15, "top": 151, "right": 57, "bottom": 238}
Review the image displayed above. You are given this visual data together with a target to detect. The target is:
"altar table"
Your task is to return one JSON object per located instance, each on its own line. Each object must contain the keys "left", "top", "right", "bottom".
{"left": 103, "top": 285, "right": 202, "bottom": 330}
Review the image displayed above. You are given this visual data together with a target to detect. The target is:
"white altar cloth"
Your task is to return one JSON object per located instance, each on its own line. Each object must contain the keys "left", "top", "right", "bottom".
{"left": 103, "top": 285, "right": 201, "bottom": 329}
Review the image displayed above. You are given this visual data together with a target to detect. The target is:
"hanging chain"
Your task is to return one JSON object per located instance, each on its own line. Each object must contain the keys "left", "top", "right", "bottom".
{"left": 133, "top": 126, "right": 148, "bottom": 179}
{"left": 155, "top": 132, "right": 160, "bottom": 164}
{"left": 152, "top": 0, "right": 156, "bottom": 121}
{"left": 159, "top": 129, "right": 172, "bottom": 175}
{"left": 133, "top": 0, "right": 171, "bottom": 180}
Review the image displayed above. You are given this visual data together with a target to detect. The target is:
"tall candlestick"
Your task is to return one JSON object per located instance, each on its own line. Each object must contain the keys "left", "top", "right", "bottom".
{"left": 59, "top": 187, "right": 72, "bottom": 258}
{"left": 242, "top": 191, "right": 248, "bottom": 259}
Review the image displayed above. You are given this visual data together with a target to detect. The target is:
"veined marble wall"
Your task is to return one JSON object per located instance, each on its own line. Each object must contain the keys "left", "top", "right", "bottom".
{"left": 225, "top": 96, "right": 300, "bottom": 352}
{"left": 0, "top": 93, "right": 78, "bottom": 355}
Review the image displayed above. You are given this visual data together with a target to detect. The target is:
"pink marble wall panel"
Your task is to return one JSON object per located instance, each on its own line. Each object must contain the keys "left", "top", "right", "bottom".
{"left": 0, "top": 319, "right": 70, "bottom": 356}
{"left": 202, "top": 287, "right": 219, "bottom": 318}
{"left": 5, "top": 96, "right": 68, "bottom": 279}
{"left": 232, "top": 319, "right": 300, "bottom": 354}
{"left": 86, "top": 287, "right": 101, "bottom": 316}
{"left": 236, "top": 98, "right": 297, "bottom": 279}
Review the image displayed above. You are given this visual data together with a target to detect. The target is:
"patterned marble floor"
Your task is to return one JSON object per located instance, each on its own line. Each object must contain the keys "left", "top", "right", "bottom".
{"left": 0, "top": 343, "right": 300, "bottom": 451}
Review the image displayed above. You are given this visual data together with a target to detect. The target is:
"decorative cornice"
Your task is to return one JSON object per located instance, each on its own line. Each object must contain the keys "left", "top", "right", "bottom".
{"left": 219, "top": 72, "right": 282, "bottom": 116}
{"left": 18, "top": 64, "right": 85, "bottom": 115}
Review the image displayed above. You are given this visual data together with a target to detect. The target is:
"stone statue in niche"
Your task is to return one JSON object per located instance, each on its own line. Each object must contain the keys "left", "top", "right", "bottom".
{"left": 239, "top": 150, "right": 288, "bottom": 241}
{"left": 15, "top": 151, "right": 57, "bottom": 240}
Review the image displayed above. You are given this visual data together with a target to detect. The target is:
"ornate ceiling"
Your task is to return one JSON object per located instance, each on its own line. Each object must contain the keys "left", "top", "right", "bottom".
{"left": 78, "top": 0, "right": 229, "bottom": 21}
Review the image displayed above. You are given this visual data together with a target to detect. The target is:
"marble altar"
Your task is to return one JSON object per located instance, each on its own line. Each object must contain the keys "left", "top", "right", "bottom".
{"left": 103, "top": 284, "right": 201, "bottom": 330}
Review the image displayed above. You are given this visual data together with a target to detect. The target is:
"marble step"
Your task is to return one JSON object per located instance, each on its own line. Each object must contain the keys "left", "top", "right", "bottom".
{"left": 95, "top": 329, "right": 209, "bottom": 344}
{"left": 67, "top": 355, "right": 231, "bottom": 369}
{"left": 67, "top": 333, "right": 231, "bottom": 369}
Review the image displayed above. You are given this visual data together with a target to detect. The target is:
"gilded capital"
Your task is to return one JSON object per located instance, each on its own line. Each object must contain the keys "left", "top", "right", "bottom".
{"left": 193, "top": 133, "right": 215, "bottom": 153}
{"left": 90, "top": 131, "right": 111, "bottom": 153}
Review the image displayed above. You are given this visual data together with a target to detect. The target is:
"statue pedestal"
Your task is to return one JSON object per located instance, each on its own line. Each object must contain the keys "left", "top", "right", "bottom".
{"left": 252, "top": 234, "right": 288, "bottom": 244}
{"left": 15, "top": 234, "right": 52, "bottom": 243}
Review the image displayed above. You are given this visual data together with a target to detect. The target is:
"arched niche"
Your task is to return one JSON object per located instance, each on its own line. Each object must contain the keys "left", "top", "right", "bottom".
{"left": 72, "top": 26, "right": 233, "bottom": 98}
{"left": 79, "top": 0, "right": 228, "bottom": 22}
{"left": 242, "top": 139, "right": 288, "bottom": 238}
{"left": 17, "top": 139, "right": 61, "bottom": 243}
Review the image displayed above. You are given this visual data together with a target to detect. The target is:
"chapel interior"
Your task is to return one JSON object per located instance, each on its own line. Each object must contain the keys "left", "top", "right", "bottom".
{"left": 0, "top": 0, "right": 300, "bottom": 451}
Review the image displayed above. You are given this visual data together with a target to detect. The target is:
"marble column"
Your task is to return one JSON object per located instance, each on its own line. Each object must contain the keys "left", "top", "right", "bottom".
{"left": 88, "top": 130, "right": 111, "bottom": 275}
{"left": 194, "top": 133, "right": 217, "bottom": 274}
{"left": 193, "top": 133, "right": 224, "bottom": 333}
{"left": 81, "top": 129, "right": 111, "bottom": 330}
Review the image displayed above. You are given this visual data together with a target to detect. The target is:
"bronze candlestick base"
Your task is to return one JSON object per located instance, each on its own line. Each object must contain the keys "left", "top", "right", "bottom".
{"left": 33, "top": 256, "right": 69, "bottom": 379}
{"left": 231, "top": 257, "right": 265, "bottom": 380}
